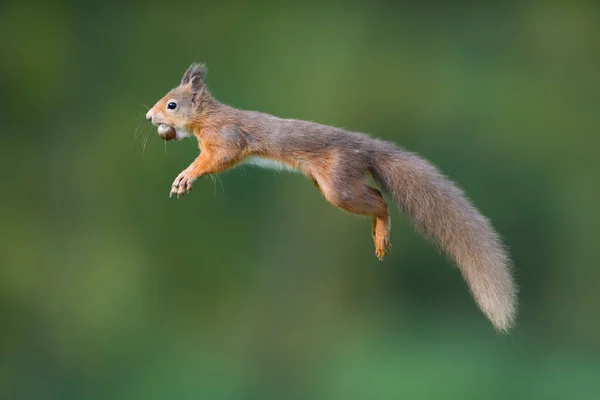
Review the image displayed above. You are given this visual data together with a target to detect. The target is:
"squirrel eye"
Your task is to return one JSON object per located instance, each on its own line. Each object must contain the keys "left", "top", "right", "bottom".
{"left": 167, "top": 102, "right": 177, "bottom": 110}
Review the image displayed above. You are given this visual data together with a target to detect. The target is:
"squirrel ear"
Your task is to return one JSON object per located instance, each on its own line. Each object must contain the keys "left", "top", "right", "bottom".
{"left": 190, "top": 75, "right": 204, "bottom": 93}
{"left": 190, "top": 80, "right": 205, "bottom": 107}
{"left": 181, "top": 63, "right": 207, "bottom": 86}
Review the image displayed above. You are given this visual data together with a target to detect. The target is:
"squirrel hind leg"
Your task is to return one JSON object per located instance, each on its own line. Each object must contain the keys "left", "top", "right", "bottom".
{"left": 314, "top": 175, "right": 391, "bottom": 259}
{"left": 372, "top": 210, "right": 392, "bottom": 261}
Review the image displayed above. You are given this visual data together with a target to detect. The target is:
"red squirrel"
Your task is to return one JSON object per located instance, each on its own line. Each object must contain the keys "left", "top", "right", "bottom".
{"left": 146, "top": 63, "right": 517, "bottom": 332}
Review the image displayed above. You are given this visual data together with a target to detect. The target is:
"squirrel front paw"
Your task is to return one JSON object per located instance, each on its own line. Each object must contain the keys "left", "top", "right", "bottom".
{"left": 170, "top": 170, "right": 198, "bottom": 197}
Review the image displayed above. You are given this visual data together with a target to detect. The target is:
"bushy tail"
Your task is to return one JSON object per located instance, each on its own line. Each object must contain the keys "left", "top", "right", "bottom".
{"left": 371, "top": 144, "right": 517, "bottom": 332}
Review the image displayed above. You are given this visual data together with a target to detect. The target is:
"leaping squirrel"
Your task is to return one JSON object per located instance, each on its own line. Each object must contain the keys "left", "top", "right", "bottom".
{"left": 146, "top": 63, "right": 517, "bottom": 332}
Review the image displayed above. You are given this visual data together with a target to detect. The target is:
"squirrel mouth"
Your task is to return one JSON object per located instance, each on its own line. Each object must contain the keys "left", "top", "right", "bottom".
{"left": 157, "top": 124, "right": 176, "bottom": 141}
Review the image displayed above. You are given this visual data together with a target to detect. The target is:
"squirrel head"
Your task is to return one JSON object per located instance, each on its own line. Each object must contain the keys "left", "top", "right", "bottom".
{"left": 146, "top": 63, "right": 210, "bottom": 141}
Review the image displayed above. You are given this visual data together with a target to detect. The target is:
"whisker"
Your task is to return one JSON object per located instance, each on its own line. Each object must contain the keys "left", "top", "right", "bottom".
{"left": 136, "top": 103, "right": 150, "bottom": 110}
{"left": 136, "top": 124, "right": 151, "bottom": 148}
{"left": 134, "top": 124, "right": 142, "bottom": 140}
{"left": 142, "top": 132, "right": 150, "bottom": 154}
{"left": 216, "top": 174, "right": 225, "bottom": 195}
{"left": 140, "top": 125, "right": 151, "bottom": 138}
{"left": 132, "top": 127, "right": 139, "bottom": 147}
{"left": 210, "top": 175, "right": 217, "bottom": 196}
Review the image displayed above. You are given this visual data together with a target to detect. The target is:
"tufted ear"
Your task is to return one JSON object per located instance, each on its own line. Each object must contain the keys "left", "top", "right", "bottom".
{"left": 181, "top": 63, "right": 207, "bottom": 90}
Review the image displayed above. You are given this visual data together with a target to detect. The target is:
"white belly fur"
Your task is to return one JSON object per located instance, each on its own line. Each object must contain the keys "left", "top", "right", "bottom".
{"left": 241, "top": 156, "right": 299, "bottom": 173}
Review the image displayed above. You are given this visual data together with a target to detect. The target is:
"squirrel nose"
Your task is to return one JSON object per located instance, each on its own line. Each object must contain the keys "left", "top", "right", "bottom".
{"left": 146, "top": 110, "right": 153, "bottom": 122}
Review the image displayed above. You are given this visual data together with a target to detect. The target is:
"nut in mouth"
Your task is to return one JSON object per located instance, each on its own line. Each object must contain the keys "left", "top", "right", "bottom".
{"left": 157, "top": 123, "right": 176, "bottom": 141}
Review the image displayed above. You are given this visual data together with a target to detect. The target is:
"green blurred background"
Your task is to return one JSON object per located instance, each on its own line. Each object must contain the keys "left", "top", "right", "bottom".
{"left": 1, "top": 1, "right": 599, "bottom": 399}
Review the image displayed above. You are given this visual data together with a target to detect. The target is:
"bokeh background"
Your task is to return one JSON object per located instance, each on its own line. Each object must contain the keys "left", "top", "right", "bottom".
{"left": 1, "top": 1, "right": 599, "bottom": 399}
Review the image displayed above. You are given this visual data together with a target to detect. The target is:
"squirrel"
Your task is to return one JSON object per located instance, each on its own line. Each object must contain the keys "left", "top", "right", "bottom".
{"left": 145, "top": 63, "right": 517, "bottom": 332}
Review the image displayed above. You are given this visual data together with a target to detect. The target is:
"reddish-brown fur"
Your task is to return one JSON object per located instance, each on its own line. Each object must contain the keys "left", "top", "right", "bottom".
{"left": 146, "top": 63, "right": 517, "bottom": 332}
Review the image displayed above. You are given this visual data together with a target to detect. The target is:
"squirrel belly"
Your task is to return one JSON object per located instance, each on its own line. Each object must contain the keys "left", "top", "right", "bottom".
{"left": 240, "top": 156, "right": 300, "bottom": 173}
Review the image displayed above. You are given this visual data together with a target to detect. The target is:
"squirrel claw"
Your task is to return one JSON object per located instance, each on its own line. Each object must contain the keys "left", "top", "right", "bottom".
{"left": 170, "top": 172, "right": 195, "bottom": 198}
{"left": 375, "top": 238, "right": 392, "bottom": 261}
